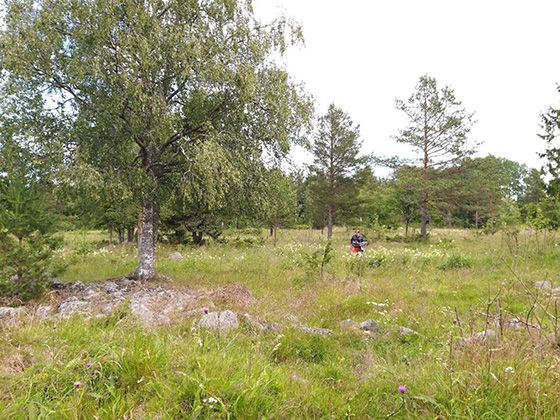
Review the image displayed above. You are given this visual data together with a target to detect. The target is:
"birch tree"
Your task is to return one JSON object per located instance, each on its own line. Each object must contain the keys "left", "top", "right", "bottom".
{"left": 1, "top": 0, "right": 311, "bottom": 279}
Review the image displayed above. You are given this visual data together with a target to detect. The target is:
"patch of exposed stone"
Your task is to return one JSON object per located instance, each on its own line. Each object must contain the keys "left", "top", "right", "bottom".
{"left": 0, "top": 280, "right": 417, "bottom": 340}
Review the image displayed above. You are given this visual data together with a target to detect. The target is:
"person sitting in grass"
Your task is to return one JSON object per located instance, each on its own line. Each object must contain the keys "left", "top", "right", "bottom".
{"left": 350, "top": 229, "right": 367, "bottom": 253}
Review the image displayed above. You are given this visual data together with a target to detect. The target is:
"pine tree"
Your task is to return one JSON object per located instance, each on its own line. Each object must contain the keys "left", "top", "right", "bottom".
{"left": 394, "top": 75, "right": 475, "bottom": 239}
{"left": 311, "top": 104, "right": 366, "bottom": 239}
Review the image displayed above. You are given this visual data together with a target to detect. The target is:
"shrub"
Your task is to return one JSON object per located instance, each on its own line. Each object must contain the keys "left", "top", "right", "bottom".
{"left": 0, "top": 178, "right": 63, "bottom": 302}
{"left": 0, "top": 233, "right": 63, "bottom": 302}
{"left": 301, "top": 241, "right": 333, "bottom": 280}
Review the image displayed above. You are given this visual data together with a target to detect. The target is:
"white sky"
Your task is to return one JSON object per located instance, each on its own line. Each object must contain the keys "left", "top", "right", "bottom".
{"left": 254, "top": 0, "right": 560, "bottom": 173}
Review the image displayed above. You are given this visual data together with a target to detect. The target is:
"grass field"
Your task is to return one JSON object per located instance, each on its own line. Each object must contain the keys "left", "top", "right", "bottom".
{"left": 1, "top": 227, "right": 559, "bottom": 418}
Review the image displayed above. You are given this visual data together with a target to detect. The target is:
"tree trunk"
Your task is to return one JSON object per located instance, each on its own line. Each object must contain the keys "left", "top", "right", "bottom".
{"left": 405, "top": 218, "right": 410, "bottom": 237}
{"left": 109, "top": 225, "right": 113, "bottom": 245}
{"left": 475, "top": 210, "right": 480, "bottom": 229}
{"left": 269, "top": 225, "right": 274, "bottom": 236}
{"left": 421, "top": 110, "right": 429, "bottom": 240}
{"left": 117, "top": 226, "right": 125, "bottom": 244}
{"left": 127, "top": 226, "right": 134, "bottom": 242}
{"left": 135, "top": 198, "right": 158, "bottom": 280}
{"left": 192, "top": 231, "right": 203, "bottom": 246}
{"left": 420, "top": 192, "right": 428, "bottom": 240}
{"left": 273, "top": 222, "right": 278, "bottom": 246}
{"left": 327, "top": 203, "right": 333, "bottom": 240}
{"left": 447, "top": 210, "right": 452, "bottom": 228}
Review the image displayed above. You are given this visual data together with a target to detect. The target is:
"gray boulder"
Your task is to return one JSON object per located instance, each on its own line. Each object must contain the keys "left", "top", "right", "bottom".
{"left": 360, "top": 319, "right": 381, "bottom": 333}
{"left": 198, "top": 310, "right": 239, "bottom": 332}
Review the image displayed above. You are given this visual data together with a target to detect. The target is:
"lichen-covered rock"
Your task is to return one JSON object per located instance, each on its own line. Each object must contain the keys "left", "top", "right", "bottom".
{"left": 198, "top": 310, "right": 239, "bottom": 331}
{"left": 57, "top": 297, "right": 90, "bottom": 318}
{"left": 360, "top": 319, "right": 381, "bottom": 333}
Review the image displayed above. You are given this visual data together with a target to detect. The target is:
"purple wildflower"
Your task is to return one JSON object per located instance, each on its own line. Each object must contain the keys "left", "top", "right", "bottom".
{"left": 74, "top": 381, "right": 82, "bottom": 388}
{"left": 398, "top": 385, "right": 406, "bottom": 394}
{"left": 202, "top": 307, "right": 209, "bottom": 314}
{"left": 85, "top": 362, "right": 93, "bottom": 368}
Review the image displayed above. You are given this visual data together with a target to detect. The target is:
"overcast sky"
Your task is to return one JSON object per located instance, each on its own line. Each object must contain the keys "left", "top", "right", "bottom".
{"left": 254, "top": 0, "right": 560, "bottom": 173}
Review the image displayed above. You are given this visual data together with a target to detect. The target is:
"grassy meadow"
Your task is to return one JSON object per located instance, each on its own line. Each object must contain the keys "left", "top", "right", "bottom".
{"left": 1, "top": 227, "right": 560, "bottom": 418}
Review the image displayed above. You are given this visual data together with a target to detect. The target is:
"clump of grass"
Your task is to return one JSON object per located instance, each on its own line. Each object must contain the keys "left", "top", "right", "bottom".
{"left": 271, "top": 329, "right": 333, "bottom": 363}
{"left": 346, "top": 253, "right": 388, "bottom": 276}
{"left": 438, "top": 254, "right": 473, "bottom": 270}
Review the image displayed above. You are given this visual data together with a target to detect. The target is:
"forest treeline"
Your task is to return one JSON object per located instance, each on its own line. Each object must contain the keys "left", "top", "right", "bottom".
{"left": 1, "top": 0, "right": 560, "bottom": 298}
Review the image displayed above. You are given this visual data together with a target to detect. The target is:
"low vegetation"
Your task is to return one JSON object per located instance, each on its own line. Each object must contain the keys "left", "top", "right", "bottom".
{"left": 1, "top": 228, "right": 559, "bottom": 418}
